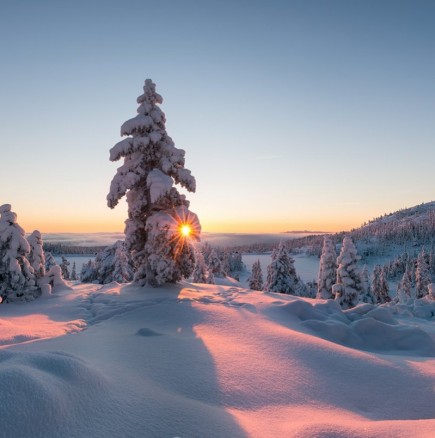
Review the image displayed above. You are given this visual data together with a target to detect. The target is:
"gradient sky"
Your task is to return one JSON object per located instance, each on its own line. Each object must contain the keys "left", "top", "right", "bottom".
{"left": 1, "top": 0, "right": 434, "bottom": 234}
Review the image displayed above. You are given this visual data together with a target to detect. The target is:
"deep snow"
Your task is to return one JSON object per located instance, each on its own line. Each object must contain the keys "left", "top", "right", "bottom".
{"left": 1, "top": 281, "right": 434, "bottom": 438}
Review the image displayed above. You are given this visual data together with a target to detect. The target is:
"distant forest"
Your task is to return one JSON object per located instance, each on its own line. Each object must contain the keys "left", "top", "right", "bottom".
{"left": 43, "top": 243, "right": 106, "bottom": 256}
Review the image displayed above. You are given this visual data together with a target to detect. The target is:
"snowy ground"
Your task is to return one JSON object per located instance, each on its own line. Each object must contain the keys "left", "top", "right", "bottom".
{"left": 1, "top": 281, "right": 434, "bottom": 437}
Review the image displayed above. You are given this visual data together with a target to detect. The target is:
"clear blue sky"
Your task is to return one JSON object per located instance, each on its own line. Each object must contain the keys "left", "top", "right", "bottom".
{"left": 1, "top": 0, "right": 434, "bottom": 233}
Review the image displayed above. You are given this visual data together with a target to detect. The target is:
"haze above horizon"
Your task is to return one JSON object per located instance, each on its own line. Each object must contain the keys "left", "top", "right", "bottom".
{"left": 1, "top": 1, "right": 434, "bottom": 234}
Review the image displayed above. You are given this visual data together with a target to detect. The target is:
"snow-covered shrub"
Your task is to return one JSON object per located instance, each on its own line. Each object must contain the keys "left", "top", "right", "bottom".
{"left": 107, "top": 79, "right": 200, "bottom": 286}
{"left": 39, "top": 265, "right": 68, "bottom": 292}
{"left": 316, "top": 236, "right": 336, "bottom": 299}
{"left": 264, "top": 242, "right": 302, "bottom": 294}
{"left": 0, "top": 204, "right": 38, "bottom": 302}
{"left": 333, "top": 237, "right": 362, "bottom": 309}
{"left": 248, "top": 259, "right": 264, "bottom": 291}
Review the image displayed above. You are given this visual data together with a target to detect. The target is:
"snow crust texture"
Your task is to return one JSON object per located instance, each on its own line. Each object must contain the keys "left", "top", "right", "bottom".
{"left": 0, "top": 282, "right": 434, "bottom": 437}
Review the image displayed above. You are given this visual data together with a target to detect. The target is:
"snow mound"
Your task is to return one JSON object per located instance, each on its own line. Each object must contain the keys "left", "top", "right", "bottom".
{"left": 0, "top": 350, "right": 108, "bottom": 437}
{"left": 265, "top": 297, "right": 435, "bottom": 356}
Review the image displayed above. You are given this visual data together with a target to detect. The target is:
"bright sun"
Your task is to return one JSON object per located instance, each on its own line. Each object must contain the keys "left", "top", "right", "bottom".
{"left": 180, "top": 224, "right": 192, "bottom": 237}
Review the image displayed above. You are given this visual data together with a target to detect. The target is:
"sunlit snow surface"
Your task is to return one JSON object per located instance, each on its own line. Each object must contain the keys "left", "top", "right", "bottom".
{"left": 1, "top": 281, "right": 434, "bottom": 437}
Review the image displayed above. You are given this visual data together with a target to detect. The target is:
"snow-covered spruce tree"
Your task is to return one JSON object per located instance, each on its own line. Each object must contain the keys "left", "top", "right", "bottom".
{"left": 397, "top": 266, "right": 413, "bottom": 303}
{"left": 332, "top": 236, "right": 362, "bottom": 309}
{"left": 206, "top": 267, "right": 215, "bottom": 285}
{"left": 45, "top": 252, "right": 57, "bottom": 272}
{"left": 60, "top": 256, "right": 70, "bottom": 280}
{"left": 371, "top": 265, "right": 391, "bottom": 304}
{"left": 316, "top": 236, "right": 337, "bottom": 300}
{"left": 0, "top": 204, "right": 37, "bottom": 302}
{"left": 27, "top": 230, "right": 45, "bottom": 279}
{"left": 192, "top": 251, "right": 208, "bottom": 283}
{"left": 107, "top": 79, "right": 200, "bottom": 286}
{"left": 208, "top": 249, "right": 224, "bottom": 277}
{"left": 80, "top": 259, "right": 97, "bottom": 283}
{"left": 264, "top": 242, "right": 301, "bottom": 294}
{"left": 248, "top": 259, "right": 263, "bottom": 291}
{"left": 359, "top": 265, "right": 374, "bottom": 304}
{"left": 82, "top": 240, "right": 135, "bottom": 285}
{"left": 415, "top": 248, "right": 431, "bottom": 299}
{"left": 70, "top": 262, "right": 78, "bottom": 281}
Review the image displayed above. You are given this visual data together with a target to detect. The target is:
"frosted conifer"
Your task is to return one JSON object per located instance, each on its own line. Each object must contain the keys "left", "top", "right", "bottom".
{"left": 316, "top": 236, "right": 336, "bottom": 299}
{"left": 70, "top": 262, "right": 78, "bottom": 281}
{"left": 107, "top": 79, "right": 200, "bottom": 286}
{"left": 333, "top": 237, "right": 361, "bottom": 309}
{"left": 248, "top": 259, "right": 263, "bottom": 291}
{"left": 192, "top": 251, "right": 208, "bottom": 283}
{"left": 0, "top": 204, "right": 37, "bottom": 302}
{"left": 371, "top": 265, "right": 391, "bottom": 304}
{"left": 397, "top": 266, "right": 413, "bottom": 303}
{"left": 45, "top": 252, "right": 57, "bottom": 272}
{"left": 206, "top": 267, "right": 215, "bottom": 284}
{"left": 208, "top": 249, "right": 223, "bottom": 277}
{"left": 359, "top": 265, "right": 374, "bottom": 303}
{"left": 27, "top": 230, "right": 45, "bottom": 279}
{"left": 264, "top": 242, "right": 300, "bottom": 294}
{"left": 60, "top": 256, "right": 70, "bottom": 280}
{"left": 415, "top": 248, "right": 431, "bottom": 298}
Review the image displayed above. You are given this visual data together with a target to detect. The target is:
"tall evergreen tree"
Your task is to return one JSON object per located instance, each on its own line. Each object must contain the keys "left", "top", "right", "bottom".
{"left": 107, "top": 79, "right": 200, "bottom": 286}
{"left": 264, "top": 242, "right": 301, "bottom": 294}
{"left": 248, "top": 259, "right": 264, "bottom": 291}
{"left": 332, "top": 237, "right": 361, "bottom": 309}
{"left": 316, "top": 236, "right": 337, "bottom": 299}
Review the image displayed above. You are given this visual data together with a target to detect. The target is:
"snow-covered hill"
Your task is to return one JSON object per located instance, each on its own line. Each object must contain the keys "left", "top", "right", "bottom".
{"left": 1, "top": 282, "right": 434, "bottom": 437}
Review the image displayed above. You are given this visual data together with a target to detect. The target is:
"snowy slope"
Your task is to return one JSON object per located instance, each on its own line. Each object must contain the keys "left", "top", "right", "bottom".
{"left": 1, "top": 282, "right": 434, "bottom": 438}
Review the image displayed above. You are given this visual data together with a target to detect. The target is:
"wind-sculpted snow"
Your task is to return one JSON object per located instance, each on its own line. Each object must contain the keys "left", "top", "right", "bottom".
{"left": 0, "top": 350, "right": 110, "bottom": 437}
{"left": 0, "top": 282, "right": 434, "bottom": 437}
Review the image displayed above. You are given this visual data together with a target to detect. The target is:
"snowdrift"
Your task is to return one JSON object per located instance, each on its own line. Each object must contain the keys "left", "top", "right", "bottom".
{"left": 0, "top": 282, "right": 434, "bottom": 437}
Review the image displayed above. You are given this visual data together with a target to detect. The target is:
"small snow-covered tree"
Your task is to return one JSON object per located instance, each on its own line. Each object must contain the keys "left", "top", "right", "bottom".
{"left": 107, "top": 79, "right": 200, "bottom": 286}
{"left": 248, "top": 259, "right": 263, "bottom": 291}
{"left": 208, "top": 249, "right": 224, "bottom": 277}
{"left": 0, "top": 204, "right": 37, "bottom": 302}
{"left": 264, "top": 242, "right": 301, "bottom": 294}
{"left": 45, "top": 252, "right": 57, "bottom": 272}
{"left": 192, "top": 251, "right": 208, "bottom": 283}
{"left": 372, "top": 265, "right": 390, "bottom": 304}
{"left": 316, "top": 236, "right": 336, "bottom": 299}
{"left": 60, "top": 256, "right": 70, "bottom": 280}
{"left": 70, "top": 262, "right": 78, "bottom": 281}
{"left": 333, "top": 236, "right": 361, "bottom": 309}
{"left": 206, "top": 267, "right": 215, "bottom": 284}
{"left": 27, "top": 230, "right": 45, "bottom": 279}
{"left": 359, "top": 265, "right": 374, "bottom": 303}
{"left": 415, "top": 248, "right": 431, "bottom": 298}
{"left": 81, "top": 259, "right": 97, "bottom": 283}
{"left": 397, "top": 265, "right": 413, "bottom": 302}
